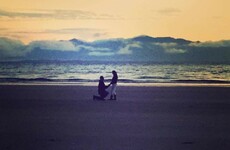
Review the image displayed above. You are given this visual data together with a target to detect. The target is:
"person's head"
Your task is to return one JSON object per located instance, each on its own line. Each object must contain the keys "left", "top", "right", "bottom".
{"left": 100, "top": 76, "right": 104, "bottom": 81}
{"left": 112, "top": 70, "right": 117, "bottom": 76}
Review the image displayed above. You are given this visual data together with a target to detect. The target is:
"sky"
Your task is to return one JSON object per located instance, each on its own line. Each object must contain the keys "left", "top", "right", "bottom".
{"left": 0, "top": 0, "right": 230, "bottom": 43}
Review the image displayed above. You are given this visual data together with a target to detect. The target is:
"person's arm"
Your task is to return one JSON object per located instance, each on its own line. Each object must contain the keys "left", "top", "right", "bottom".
{"left": 105, "top": 83, "right": 111, "bottom": 89}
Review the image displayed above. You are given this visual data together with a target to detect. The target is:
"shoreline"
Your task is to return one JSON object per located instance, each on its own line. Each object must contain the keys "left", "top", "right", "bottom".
{"left": 0, "top": 82, "right": 230, "bottom": 87}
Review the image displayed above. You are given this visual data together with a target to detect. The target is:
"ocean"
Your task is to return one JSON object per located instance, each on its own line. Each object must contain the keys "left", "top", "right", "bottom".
{"left": 0, "top": 61, "right": 229, "bottom": 84}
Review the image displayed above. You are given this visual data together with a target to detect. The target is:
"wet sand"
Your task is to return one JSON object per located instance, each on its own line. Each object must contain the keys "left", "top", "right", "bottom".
{"left": 0, "top": 84, "right": 230, "bottom": 150}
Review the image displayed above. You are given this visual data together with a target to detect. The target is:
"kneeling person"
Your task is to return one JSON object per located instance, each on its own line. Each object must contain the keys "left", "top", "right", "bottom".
{"left": 93, "top": 76, "right": 110, "bottom": 100}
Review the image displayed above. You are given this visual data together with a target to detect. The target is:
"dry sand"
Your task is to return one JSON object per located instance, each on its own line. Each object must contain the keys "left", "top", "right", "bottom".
{"left": 0, "top": 84, "right": 230, "bottom": 150}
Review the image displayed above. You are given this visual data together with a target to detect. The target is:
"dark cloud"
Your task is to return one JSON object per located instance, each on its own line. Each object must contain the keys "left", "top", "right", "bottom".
{"left": 0, "top": 9, "right": 50, "bottom": 18}
{"left": 0, "top": 37, "right": 27, "bottom": 58}
{"left": 0, "top": 36, "right": 230, "bottom": 63}
{"left": 0, "top": 9, "right": 121, "bottom": 20}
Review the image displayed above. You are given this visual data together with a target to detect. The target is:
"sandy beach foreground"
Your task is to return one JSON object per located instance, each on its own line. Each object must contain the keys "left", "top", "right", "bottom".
{"left": 0, "top": 84, "right": 230, "bottom": 150}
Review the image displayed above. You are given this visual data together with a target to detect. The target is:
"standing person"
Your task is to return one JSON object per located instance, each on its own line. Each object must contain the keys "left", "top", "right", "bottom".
{"left": 110, "top": 70, "right": 118, "bottom": 100}
{"left": 93, "top": 76, "right": 110, "bottom": 100}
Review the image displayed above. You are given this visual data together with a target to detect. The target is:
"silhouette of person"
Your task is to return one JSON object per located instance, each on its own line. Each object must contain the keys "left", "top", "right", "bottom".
{"left": 109, "top": 70, "right": 118, "bottom": 100}
{"left": 93, "top": 76, "right": 110, "bottom": 100}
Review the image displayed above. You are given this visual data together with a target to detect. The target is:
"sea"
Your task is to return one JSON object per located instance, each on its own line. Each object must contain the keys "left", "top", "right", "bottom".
{"left": 0, "top": 61, "right": 229, "bottom": 85}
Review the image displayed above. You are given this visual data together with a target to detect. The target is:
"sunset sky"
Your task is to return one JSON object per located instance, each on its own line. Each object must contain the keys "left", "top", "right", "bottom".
{"left": 0, "top": 0, "right": 230, "bottom": 43}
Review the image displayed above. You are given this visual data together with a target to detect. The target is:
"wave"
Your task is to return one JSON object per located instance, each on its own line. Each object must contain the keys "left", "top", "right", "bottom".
{"left": 0, "top": 78, "right": 229, "bottom": 84}
{"left": 138, "top": 76, "right": 171, "bottom": 79}
{"left": 173, "top": 79, "right": 230, "bottom": 84}
{"left": 0, "top": 78, "right": 75, "bottom": 82}
{"left": 0, "top": 78, "right": 54, "bottom": 82}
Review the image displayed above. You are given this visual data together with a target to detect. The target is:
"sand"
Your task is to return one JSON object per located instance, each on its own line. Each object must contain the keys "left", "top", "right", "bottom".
{"left": 0, "top": 84, "right": 230, "bottom": 150}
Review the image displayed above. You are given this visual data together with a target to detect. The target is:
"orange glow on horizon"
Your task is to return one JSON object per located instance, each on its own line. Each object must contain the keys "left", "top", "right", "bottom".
{"left": 0, "top": 0, "right": 230, "bottom": 43}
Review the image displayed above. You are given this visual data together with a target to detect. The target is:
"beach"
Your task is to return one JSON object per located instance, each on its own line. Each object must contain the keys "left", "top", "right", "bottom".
{"left": 1, "top": 84, "right": 230, "bottom": 150}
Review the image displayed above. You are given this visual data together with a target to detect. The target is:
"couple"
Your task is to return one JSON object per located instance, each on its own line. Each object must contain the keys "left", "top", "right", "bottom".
{"left": 93, "top": 70, "right": 118, "bottom": 101}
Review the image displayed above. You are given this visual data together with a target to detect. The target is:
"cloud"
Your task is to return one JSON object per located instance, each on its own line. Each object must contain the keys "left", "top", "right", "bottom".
{"left": 88, "top": 51, "right": 115, "bottom": 56}
{"left": 154, "top": 42, "right": 178, "bottom": 48}
{"left": 45, "top": 28, "right": 104, "bottom": 34}
{"left": 0, "top": 36, "right": 114, "bottom": 56}
{"left": 164, "top": 48, "right": 186, "bottom": 54}
{"left": 189, "top": 40, "right": 230, "bottom": 47}
{"left": 0, "top": 9, "right": 121, "bottom": 20}
{"left": 93, "top": 33, "right": 108, "bottom": 38}
{"left": 0, "top": 9, "right": 51, "bottom": 18}
{"left": 0, "top": 27, "right": 109, "bottom": 42}
{"left": 78, "top": 45, "right": 111, "bottom": 52}
{"left": 0, "top": 33, "right": 28, "bottom": 40}
{"left": 157, "top": 8, "right": 181, "bottom": 16}
{"left": 26, "top": 28, "right": 108, "bottom": 41}
{"left": 154, "top": 42, "right": 186, "bottom": 54}
{"left": 0, "top": 36, "right": 230, "bottom": 62}
{"left": 28, "top": 40, "right": 79, "bottom": 51}
{"left": 0, "top": 37, "right": 27, "bottom": 58}
{"left": 45, "top": 28, "right": 108, "bottom": 39}
{"left": 79, "top": 45, "right": 114, "bottom": 56}
{"left": 117, "top": 42, "right": 142, "bottom": 55}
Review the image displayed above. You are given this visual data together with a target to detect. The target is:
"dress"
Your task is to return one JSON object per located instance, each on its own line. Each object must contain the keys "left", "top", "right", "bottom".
{"left": 110, "top": 74, "right": 118, "bottom": 95}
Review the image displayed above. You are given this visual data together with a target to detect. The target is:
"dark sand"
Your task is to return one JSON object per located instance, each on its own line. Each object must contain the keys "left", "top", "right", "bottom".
{"left": 0, "top": 84, "right": 230, "bottom": 150}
